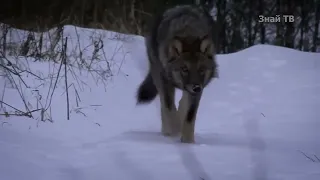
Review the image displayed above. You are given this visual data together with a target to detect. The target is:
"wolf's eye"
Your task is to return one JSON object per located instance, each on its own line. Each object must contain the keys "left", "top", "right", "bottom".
{"left": 181, "top": 66, "right": 189, "bottom": 73}
{"left": 198, "top": 67, "right": 205, "bottom": 74}
{"left": 168, "top": 57, "right": 176, "bottom": 63}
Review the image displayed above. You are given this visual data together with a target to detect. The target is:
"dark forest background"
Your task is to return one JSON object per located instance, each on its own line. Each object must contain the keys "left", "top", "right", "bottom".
{"left": 0, "top": 0, "right": 319, "bottom": 53}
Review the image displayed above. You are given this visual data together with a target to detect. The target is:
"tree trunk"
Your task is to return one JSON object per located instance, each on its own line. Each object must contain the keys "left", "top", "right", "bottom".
{"left": 312, "top": 1, "right": 320, "bottom": 52}
{"left": 216, "top": 0, "right": 227, "bottom": 53}
{"left": 247, "top": 0, "right": 256, "bottom": 47}
{"left": 258, "top": 0, "right": 265, "bottom": 44}
{"left": 299, "top": 1, "right": 305, "bottom": 50}
{"left": 284, "top": 0, "right": 295, "bottom": 48}
{"left": 275, "top": 0, "right": 284, "bottom": 46}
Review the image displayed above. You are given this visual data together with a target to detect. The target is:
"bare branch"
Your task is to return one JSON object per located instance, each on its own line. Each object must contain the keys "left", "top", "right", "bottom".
{"left": 62, "top": 36, "right": 70, "bottom": 120}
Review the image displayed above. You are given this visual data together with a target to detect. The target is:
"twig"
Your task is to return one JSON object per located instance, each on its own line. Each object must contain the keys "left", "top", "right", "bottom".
{"left": 0, "top": 99, "right": 41, "bottom": 118}
{"left": 73, "top": 83, "right": 81, "bottom": 107}
{"left": 74, "top": 26, "right": 84, "bottom": 65}
{"left": 41, "top": 108, "right": 45, "bottom": 122}
{"left": 44, "top": 39, "right": 65, "bottom": 112}
{"left": 298, "top": 150, "right": 316, "bottom": 162}
{"left": 15, "top": 69, "right": 44, "bottom": 80}
{"left": 62, "top": 37, "right": 70, "bottom": 120}
{"left": 1, "top": 113, "right": 16, "bottom": 117}
{"left": 0, "top": 63, "right": 21, "bottom": 76}
{"left": 27, "top": 108, "right": 42, "bottom": 114}
{"left": 0, "top": 100, "right": 25, "bottom": 114}
{"left": 0, "top": 81, "right": 6, "bottom": 109}
{"left": 4, "top": 58, "right": 29, "bottom": 88}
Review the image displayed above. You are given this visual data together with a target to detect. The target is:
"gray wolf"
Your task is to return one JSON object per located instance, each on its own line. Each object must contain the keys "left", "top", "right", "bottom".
{"left": 136, "top": 5, "right": 218, "bottom": 143}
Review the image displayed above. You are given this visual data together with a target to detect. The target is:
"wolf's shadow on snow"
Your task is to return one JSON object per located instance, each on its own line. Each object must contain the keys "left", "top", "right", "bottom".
{"left": 119, "top": 130, "right": 268, "bottom": 180}
{"left": 120, "top": 130, "right": 252, "bottom": 149}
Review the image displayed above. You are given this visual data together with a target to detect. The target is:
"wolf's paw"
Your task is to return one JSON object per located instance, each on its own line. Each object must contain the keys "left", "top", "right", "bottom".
{"left": 161, "top": 127, "right": 180, "bottom": 137}
{"left": 161, "top": 113, "right": 181, "bottom": 137}
{"left": 180, "top": 136, "right": 195, "bottom": 143}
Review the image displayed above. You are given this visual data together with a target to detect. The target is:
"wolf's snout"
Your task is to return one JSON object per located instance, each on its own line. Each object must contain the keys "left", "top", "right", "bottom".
{"left": 192, "top": 84, "right": 202, "bottom": 93}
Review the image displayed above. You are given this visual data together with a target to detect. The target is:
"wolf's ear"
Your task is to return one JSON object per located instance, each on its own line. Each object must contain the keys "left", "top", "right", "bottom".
{"left": 169, "top": 39, "right": 182, "bottom": 57}
{"left": 200, "top": 36, "right": 214, "bottom": 59}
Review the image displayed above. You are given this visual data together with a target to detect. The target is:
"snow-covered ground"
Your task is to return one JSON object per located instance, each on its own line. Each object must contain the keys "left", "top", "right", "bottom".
{"left": 0, "top": 26, "right": 319, "bottom": 180}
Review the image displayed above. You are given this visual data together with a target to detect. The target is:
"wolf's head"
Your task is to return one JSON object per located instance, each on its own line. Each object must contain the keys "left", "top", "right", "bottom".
{"left": 165, "top": 36, "right": 217, "bottom": 95}
{"left": 165, "top": 35, "right": 218, "bottom": 95}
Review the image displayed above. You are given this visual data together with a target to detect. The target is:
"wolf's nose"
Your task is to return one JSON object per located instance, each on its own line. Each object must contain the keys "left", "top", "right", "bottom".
{"left": 192, "top": 84, "right": 202, "bottom": 93}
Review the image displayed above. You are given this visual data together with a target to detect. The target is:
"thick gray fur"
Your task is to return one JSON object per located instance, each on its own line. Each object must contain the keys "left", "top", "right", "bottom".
{"left": 136, "top": 5, "right": 218, "bottom": 143}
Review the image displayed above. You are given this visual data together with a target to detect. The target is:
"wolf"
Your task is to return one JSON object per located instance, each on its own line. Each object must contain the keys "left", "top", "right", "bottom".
{"left": 136, "top": 5, "right": 218, "bottom": 143}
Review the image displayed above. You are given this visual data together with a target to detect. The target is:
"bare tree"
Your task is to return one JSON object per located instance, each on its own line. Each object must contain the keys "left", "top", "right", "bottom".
{"left": 312, "top": 0, "right": 320, "bottom": 52}
{"left": 258, "top": 0, "right": 266, "bottom": 44}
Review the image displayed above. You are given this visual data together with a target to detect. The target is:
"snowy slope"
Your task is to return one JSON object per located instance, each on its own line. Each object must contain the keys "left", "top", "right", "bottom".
{"left": 0, "top": 26, "right": 320, "bottom": 180}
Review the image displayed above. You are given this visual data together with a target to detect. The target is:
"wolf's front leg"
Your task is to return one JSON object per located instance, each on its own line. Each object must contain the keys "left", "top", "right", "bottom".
{"left": 159, "top": 84, "right": 181, "bottom": 137}
{"left": 178, "top": 91, "right": 202, "bottom": 143}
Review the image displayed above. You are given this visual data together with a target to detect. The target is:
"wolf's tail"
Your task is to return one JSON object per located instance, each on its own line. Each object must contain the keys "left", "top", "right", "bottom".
{"left": 136, "top": 72, "right": 158, "bottom": 104}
